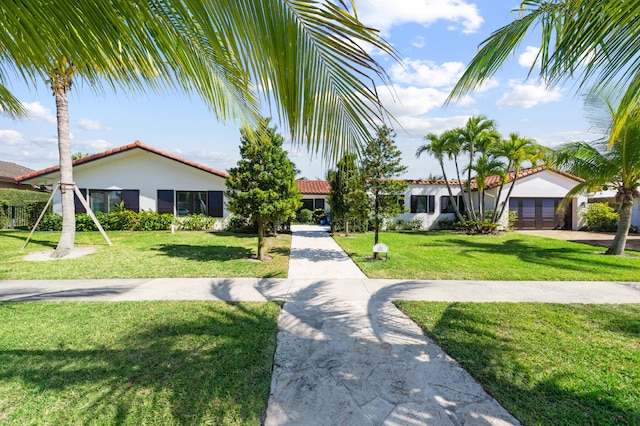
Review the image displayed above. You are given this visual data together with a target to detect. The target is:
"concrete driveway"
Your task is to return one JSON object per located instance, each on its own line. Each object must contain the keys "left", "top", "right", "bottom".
{"left": 517, "top": 230, "right": 640, "bottom": 252}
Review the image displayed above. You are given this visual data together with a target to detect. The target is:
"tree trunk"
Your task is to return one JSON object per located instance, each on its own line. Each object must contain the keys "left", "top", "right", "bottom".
{"left": 257, "top": 216, "right": 265, "bottom": 260}
{"left": 344, "top": 214, "right": 349, "bottom": 237}
{"left": 53, "top": 73, "right": 75, "bottom": 258}
{"left": 374, "top": 195, "right": 380, "bottom": 259}
{"left": 440, "top": 159, "right": 465, "bottom": 223}
{"left": 606, "top": 200, "right": 633, "bottom": 255}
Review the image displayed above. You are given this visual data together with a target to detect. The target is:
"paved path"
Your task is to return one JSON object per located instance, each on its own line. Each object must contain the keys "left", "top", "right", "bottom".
{"left": 2, "top": 225, "right": 640, "bottom": 425}
{"left": 288, "top": 224, "right": 366, "bottom": 279}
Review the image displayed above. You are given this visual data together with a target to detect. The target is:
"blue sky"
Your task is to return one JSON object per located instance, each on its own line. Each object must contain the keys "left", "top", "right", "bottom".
{"left": 1, "top": 1, "right": 597, "bottom": 179}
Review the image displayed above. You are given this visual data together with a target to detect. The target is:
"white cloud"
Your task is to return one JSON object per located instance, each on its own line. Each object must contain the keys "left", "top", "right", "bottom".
{"left": 72, "top": 139, "right": 112, "bottom": 152}
{"left": 518, "top": 46, "right": 540, "bottom": 68}
{"left": 390, "top": 59, "right": 466, "bottom": 88}
{"left": 21, "top": 102, "right": 56, "bottom": 124}
{"left": 496, "top": 80, "right": 564, "bottom": 109}
{"left": 32, "top": 136, "right": 58, "bottom": 145}
{"left": 0, "top": 130, "right": 25, "bottom": 146}
{"left": 380, "top": 85, "right": 449, "bottom": 117}
{"left": 355, "top": 0, "right": 484, "bottom": 35}
{"left": 411, "top": 36, "right": 426, "bottom": 48}
{"left": 77, "top": 118, "right": 112, "bottom": 131}
{"left": 535, "top": 130, "right": 601, "bottom": 148}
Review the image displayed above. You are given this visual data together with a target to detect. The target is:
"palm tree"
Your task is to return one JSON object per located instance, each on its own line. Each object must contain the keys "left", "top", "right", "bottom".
{"left": 490, "top": 133, "right": 542, "bottom": 224}
{"left": 1, "top": 1, "right": 396, "bottom": 255}
{"left": 466, "top": 155, "right": 505, "bottom": 221}
{"left": 552, "top": 94, "right": 640, "bottom": 255}
{"left": 447, "top": 0, "right": 640, "bottom": 143}
{"left": 455, "top": 115, "right": 500, "bottom": 221}
{"left": 416, "top": 131, "right": 466, "bottom": 223}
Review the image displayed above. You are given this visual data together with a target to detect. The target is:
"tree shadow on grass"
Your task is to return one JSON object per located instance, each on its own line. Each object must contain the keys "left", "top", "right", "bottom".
{"left": 414, "top": 303, "right": 640, "bottom": 426}
{"left": 151, "top": 244, "right": 253, "bottom": 262}
{"left": 0, "top": 301, "right": 280, "bottom": 425}
{"left": 444, "top": 237, "right": 633, "bottom": 274}
{"left": 0, "top": 231, "right": 58, "bottom": 249}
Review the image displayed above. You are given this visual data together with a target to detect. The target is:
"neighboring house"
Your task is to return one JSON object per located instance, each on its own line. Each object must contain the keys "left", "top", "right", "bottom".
{"left": 297, "top": 180, "right": 330, "bottom": 212}
{"left": 0, "top": 160, "right": 35, "bottom": 189}
{"left": 15, "top": 141, "right": 229, "bottom": 218}
{"left": 588, "top": 189, "right": 640, "bottom": 229}
{"left": 399, "top": 167, "right": 586, "bottom": 230}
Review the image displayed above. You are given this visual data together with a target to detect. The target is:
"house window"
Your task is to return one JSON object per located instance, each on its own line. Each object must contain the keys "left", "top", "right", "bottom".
{"left": 410, "top": 195, "right": 435, "bottom": 214}
{"left": 301, "top": 198, "right": 314, "bottom": 211}
{"left": 89, "top": 190, "right": 122, "bottom": 213}
{"left": 441, "top": 195, "right": 463, "bottom": 214}
{"left": 314, "top": 199, "right": 325, "bottom": 210}
{"left": 176, "top": 191, "right": 207, "bottom": 216}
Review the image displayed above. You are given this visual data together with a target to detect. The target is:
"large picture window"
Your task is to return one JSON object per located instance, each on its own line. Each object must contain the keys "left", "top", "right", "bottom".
{"left": 177, "top": 191, "right": 207, "bottom": 216}
{"left": 88, "top": 189, "right": 140, "bottom": 213}
{"left": 410, "top": 195, "right": 435, "bottom": 214}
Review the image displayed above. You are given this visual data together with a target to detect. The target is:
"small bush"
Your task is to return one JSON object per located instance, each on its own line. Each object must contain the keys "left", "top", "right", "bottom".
{"left": 135, "top": 210, "right": 173, "bottom": 231}
{"left": 38, "top": 213, "right": 63, "bottom": 231}
{"left": 435, "top": 217, "right": 455, "bottom": 230}
{"left": 177, "top": 214, "right": 220, "bottom": 231}
{"left": 395, "top": 218, "right": 423, "bottom": 230}
{"left": 312, "top": 208, "right": 328, "bottom": 224}
{"left": 226, "top": 214, "right": 254, "bottom": 233}
{"left": 581, "top": 202, "right": 618, "bottom": 232}
{"left": 456, "top": 219, "right": 499, "bottom": 235}
{"left": 297, "top": 209, "right": 313, "bottom": 223}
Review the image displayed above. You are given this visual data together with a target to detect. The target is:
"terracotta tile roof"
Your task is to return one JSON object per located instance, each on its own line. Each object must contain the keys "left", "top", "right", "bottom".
{"left": 405, "top": 179, "right": 461, "bottom": 185}
{"left": 0, "top": 161, "right": 33, "bottom": 182}
{"left": 15, "top": 141, "right": 229, "bottom": 182}
{"left": 297, "top": 179, "right": 330, "bottom": 195}
{"left": 471, "top": 166, "right": 583, "bottom": 190}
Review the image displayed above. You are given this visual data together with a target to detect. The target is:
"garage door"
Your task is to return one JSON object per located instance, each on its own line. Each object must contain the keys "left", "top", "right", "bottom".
{"left": 509, "top": 198, "right": 571, "bottom": 230}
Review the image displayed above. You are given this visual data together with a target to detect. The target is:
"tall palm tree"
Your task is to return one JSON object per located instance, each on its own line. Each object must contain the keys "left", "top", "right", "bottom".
{"left": 466, "top": 155, "right": 505, "bottom": 221}
{"left": 416, "top": 130, "right": 466, "bottom": 223}
{"left": 455, "top": 115, "right": 499, "bottom": 221}
{"left": 552, "top": 94, "right": 640, "bottom": 255}
{"left": 490, "top": 133, "right": 542, "bottom": 224}
{"left": 447, "top": 0, "right": 640, "bottom": 144}
{"left": 1, "top": 1, "right": 396, "bottom": 255}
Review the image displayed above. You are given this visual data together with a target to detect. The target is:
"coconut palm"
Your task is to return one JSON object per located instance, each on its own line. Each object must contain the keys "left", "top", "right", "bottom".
{"left": 490, "top": 133, "right": 542, "bottom": 224}
{"left": 552, "top": 94, "right": 640, "bottom": 255}
{"left": 416, "top": 130, "right": 466, "bottom": 223}
{"left": 466, "top": 155, "right": 505, "bottom": 221}
{"left": 1, "top": 1, "right": 396, "bottom": 256}
{"left": 447, "top": 0, "right": 640, "bottom": 143}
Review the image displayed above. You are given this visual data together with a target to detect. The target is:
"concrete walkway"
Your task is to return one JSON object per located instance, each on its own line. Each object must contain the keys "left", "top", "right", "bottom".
{"left": 1, "top": 225, "right": 640, "bottom": 425}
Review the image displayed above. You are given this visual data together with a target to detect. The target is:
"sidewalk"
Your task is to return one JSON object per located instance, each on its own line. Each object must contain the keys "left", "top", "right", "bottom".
{"left": 1, "top": 225, "right": 639, "bottom": 425}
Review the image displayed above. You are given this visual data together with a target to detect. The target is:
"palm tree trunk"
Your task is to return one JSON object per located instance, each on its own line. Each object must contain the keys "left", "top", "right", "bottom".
{"left": 374, "top": 194, "right": 380, "bottom": 258}
{"left": 454, "top": 159, "right": 469, "bottom": 219}
{"left": 53, "top": 72, "right": 75, "bottom": 258}
{"left": 491, "top": 162, "right": 512, "bottom": 224}
{"left": 496, "top": 171, "right": 520, "bottom": 227}
{"left": 440, "top": 159, "right": 465, "bottom": 223}
{"left": 606, "top": 200, "right": 633, "bottom": 255}
{"left": 344, "top": 213, "right": 349, "bottom": 237}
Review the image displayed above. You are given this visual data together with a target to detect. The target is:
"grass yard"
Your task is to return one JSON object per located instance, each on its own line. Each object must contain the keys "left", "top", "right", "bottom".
{"left": 334, "top": 231, "right": 640, "bottom": 281}
{"left": 0, "top": 230, "right": 290, "bottom": 279}
{"left": 0, "top": 301, "right": 280, "bottom": 425}
{"left": 396, "top": 302, "right": 640, "bottom": 426}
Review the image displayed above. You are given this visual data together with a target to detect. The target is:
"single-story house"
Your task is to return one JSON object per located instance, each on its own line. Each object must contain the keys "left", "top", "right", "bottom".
{"left": 16, "top": 141, "right": 229, "bottom": 218}
{"left": 400, "top": 167, "right": 586, "bottom": 230}
{"left": 0, "top": 160, "right": 35, "bottom": 190}
{"left": 297, "top": 180, "right": 330, "bottom": 212}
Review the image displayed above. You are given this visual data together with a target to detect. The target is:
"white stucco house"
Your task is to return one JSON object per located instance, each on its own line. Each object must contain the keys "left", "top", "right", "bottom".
{"left": 297, "top": 180, "right": 330, "bottom": 212}
{"left": 397, "top": 167, "right": 586, "bottom": 230}
{"left": 16, "top": 141, "right": 229, "bottom": 218}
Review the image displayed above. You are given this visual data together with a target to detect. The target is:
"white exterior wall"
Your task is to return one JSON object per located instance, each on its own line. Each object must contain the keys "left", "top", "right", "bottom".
{"left": 395, "top": 184, "right": 461, "bottom": 230}
{"left": 487, "top": 170, "right": 585, "bottom": 230}
{"left": 43, "top": 149, "right": 228, "bottom": 216}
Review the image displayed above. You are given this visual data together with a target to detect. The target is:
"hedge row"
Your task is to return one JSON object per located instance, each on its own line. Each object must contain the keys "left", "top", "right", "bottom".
{"left": 38, "top": 211, "right": 175, "bottom": 231}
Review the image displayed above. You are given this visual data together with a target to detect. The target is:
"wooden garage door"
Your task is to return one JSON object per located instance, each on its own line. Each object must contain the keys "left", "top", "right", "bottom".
{"left": 509, "top": 198, "right": 571, "bottom": 230}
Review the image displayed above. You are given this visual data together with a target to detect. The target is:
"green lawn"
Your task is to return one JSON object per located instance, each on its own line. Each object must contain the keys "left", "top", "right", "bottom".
{"left": 334, "top": 231, "right": 640, "bottom": 281}
{"left": 396, "top": 302, "right": 640, "bottom": 426}
{"left": 0, "top": 230, "right": 290, "bottom": 279}
{"left": 0, "top": 301, "right": 280, "bottom": 425}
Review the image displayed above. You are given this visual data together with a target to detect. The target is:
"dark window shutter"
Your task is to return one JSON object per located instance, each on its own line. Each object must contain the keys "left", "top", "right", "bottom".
{"left": 122, "top": 190, "right": 140, "bottom": 212}
{"left": 157, "top": 190, "right": 174, "bottom": 214}
{"left": 207, "top": 191, "right": 224, "bottom": 217}
{"left": 410, "top": 195, "right": 417, "bottom": 213}
{"left": 428, "top": 195, "right": 435, "bottom": 214}
{"left": 314, "top": 199, "right": 325, "bottom": 210}
{"left": 74, "top": 188, "right": 87, "bottom": 214}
